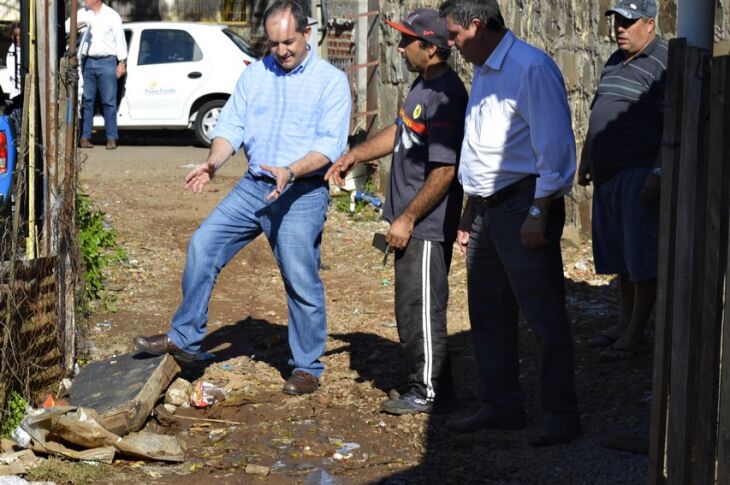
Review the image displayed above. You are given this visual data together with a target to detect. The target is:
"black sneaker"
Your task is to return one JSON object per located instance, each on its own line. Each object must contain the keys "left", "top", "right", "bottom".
{"left": 381, "top": 391, "right": 433, "bottom": 415}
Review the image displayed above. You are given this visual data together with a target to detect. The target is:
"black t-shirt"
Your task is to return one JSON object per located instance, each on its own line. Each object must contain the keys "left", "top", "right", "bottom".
{"left": 382, "top": 68, "right": 468, "bottom": 242}
{"left": 587, "top": 38, "right": 668, "bottom": 184}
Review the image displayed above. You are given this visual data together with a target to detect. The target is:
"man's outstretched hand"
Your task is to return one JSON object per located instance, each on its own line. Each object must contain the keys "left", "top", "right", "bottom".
{"left": 324, "top": 154, "right": 357, "bottom": 186}
{"left": 184, "top": 161, "right": 217, "bottom": 192}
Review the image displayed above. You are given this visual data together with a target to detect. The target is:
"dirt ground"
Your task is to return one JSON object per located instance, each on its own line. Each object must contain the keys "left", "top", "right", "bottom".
{"left": 71, "top": 132, "right": 652, "bottom": 484}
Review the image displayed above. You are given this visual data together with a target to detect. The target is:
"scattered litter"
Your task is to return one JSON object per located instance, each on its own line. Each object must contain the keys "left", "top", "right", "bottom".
{"left": 95, "top": 321, "right": 113, "bottom": 330}
{"left": 191, "top": 381, "right": 228, "bottom": 408}
{"left": 376, "top": 420, "right": 387, "bottom": 428}
{"left": 11, "top": 426, "right": 31, "bottom": 449}
{"left": 245, "top": 464, "right": 271, "bottom": 476}
{"left": 336, "top": 442, "right": 360, "bottom": 455}
{"left": 221, "top": 364, "right": 233, "bottom": 371}
{"left": 332, "top": 452, "right": 351, "bottom": 460}
{"left": 381, "top": 322, "right": 397, "bottom": 328}
{"left": 271, "top": 460, "right": 287, "bottom": 471}
{"left": 304, "top": 468, "right": 344, "bottom": 485}
{"left": 573, "top": 260, "right": 590, "bottom": 272}
{"left": 0, "top": 449, "right": 43, "bottom": 475}
{"left": 165, "top": 378, "right": 193, "bottom": 407}
{"left": 208, "top": 429, "right": 228, "bottom": 444}
{"left": 382, "top": 278, "right": 390, "bottom": 286}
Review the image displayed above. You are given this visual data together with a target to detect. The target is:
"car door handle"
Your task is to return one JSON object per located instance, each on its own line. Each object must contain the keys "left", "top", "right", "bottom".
{"left": 187, "top": 71, "right": 202, "bottom": 79}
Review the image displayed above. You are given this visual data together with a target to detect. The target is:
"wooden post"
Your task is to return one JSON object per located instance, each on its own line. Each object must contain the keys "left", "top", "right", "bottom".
{"left": 365, "top": 0, "right": 379, "bottom": 135}
{"left": 665, "top": 46, "right": 711, "bottom": 485}
{"left": 648, "top": 38, "right": 686, "bottom": 485}
{"left": 692, "top": 54, "right": 730, "bottom": 485}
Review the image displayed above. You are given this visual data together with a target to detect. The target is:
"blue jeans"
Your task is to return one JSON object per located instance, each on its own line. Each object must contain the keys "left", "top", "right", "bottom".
{"left": 167, "top": 174, "right": 330, "bottom": 377}
{"left": 466, "top": 182, "right": 579, "bottom": 422}
{"left": 81, "top": 56, "right": 118, "bottom": 140}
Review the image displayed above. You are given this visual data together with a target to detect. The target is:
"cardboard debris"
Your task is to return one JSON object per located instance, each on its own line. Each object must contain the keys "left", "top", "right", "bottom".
{"left": 68, "top": 353, "right": 180, "bottom": 435}
{"left": 50, "top": 408, "right": 121, "bottom": 449}
{"left": 31, "top": 440, "right": 116, "bottom": 464}
{"left": 0, "top": 449, "right": 42, "bottom": 475}
{"left": 116, "top": 432, "right": 185, "bottom": 463}
{"left": 19, "top": 406, "right": 184, "bottom": 463}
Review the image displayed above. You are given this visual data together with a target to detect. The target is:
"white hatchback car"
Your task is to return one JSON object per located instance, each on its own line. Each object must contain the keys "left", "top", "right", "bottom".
{"left": 95, "top": 22, "right": 258, "bottom": 146}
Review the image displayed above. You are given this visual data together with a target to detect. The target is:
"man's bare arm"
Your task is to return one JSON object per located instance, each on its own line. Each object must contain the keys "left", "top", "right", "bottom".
{"left": 324, "top": 124, "right": 398, "bottom": 185}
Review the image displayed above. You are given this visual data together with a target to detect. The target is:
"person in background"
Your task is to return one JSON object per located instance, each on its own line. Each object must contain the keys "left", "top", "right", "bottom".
{"left": 71, "top": 0, "right": 127, "bottom": 150}
{"left": 326, "top": 8, "right": 467, "bottom": 415}
{"left": 578, "top": 0, "right": 666, "bottom": 361}
{"left": 440, "top": 0, "right": 581, "bottom": 446}
{"left": 5, "top": 23, "right": 21, "bottom": 99}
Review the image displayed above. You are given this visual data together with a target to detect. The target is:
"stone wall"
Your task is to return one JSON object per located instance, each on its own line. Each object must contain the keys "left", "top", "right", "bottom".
{"left": 376, "top": 0, "right": 730, "bottom": 232}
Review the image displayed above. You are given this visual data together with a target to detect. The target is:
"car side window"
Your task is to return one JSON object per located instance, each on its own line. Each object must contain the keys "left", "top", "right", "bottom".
{"left": 137, "top": 29, "right": 203, "bottom": 66}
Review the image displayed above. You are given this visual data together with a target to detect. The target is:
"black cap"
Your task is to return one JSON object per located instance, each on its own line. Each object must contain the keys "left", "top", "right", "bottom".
{"left": 385, "top": 8, "right": 449, "bottom": 50}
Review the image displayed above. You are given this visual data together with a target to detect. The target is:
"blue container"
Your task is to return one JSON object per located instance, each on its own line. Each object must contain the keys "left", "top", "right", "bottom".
{"left": 0, "top": 115, "right": 16, "bottom": 214}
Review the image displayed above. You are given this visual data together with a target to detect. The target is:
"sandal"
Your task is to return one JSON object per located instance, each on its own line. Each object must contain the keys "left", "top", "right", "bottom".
{"left": 586, "top": 333, "right": 618, "bottom": 349}
{"left": 599, "top": 347, "right": 640, "bottom": 362}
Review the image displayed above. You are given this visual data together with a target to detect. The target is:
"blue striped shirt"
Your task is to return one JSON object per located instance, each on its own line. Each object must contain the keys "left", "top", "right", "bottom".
{"left": 212, "top": 50, "right": 351, "bottom": 177}
{"left": 587, "top": 37, "right": 668, "bottom": 183}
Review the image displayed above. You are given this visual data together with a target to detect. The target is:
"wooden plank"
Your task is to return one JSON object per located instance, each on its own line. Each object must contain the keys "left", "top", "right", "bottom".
{"left": 718, "top": 71, "right": 730, "bottom": 485}
{"left": 692, "top": 54, "right": 730, "bottom": 485}
{"left": 648, "top": 38, "right": 686, "bottom": 485}
{"left": 665, "top": 46, "right": 711, "bottom": 485}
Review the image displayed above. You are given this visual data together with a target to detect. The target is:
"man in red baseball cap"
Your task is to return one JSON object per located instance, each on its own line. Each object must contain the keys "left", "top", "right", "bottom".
{"left": 326, "top": 8, "right": 467, "bottom": 415}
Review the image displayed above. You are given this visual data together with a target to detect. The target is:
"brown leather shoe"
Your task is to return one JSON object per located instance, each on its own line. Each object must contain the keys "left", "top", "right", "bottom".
{"left": 106, "top": 139, "right": 117, "bottom": 150}
{"left": 283, "top": 370, "right": 319, "bottom": 395}
{"left": 78, "top": 138, "right": 93, "bottom": 148}
{"left": 133, "top": 334, "right": 196, "bottom": 363}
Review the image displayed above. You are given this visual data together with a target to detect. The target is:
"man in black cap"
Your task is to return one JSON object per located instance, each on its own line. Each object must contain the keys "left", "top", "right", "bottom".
{"left": 578, "top": 0, "right": 666, "bottom": 361}
{"left": 326, "top": 8, "right": 467, "bottom": 415}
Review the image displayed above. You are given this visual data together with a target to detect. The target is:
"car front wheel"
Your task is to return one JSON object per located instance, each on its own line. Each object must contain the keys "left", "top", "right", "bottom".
{"left": 194, "top": 99, "right": 226, "bottom": 147}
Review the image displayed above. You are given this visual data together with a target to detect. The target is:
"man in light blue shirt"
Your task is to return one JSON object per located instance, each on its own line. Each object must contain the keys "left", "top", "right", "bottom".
{"left": 440, "top": 0, "right": 580, "bottom": 446}
{"left": 134, "top": 0, "right": 351, "bottom": 396}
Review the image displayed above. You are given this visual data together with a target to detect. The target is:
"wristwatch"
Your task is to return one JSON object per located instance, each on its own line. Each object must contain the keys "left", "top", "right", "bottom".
{"left": 528, "top": 205, "right": 543, "bottom": 219}
{"left": 286, "top": 166, "right": 296, "bottom": 184}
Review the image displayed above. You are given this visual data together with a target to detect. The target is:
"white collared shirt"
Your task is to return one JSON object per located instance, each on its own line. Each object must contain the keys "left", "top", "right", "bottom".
{"left": 69, "top": 4, "right": 127, "bottom": 61}
{"left": 459, "top": 30, "right": 576, "bottom": 199}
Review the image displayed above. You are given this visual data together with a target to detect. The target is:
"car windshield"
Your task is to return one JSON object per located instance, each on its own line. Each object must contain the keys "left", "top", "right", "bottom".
{"left": 222, "top": 29, "right": 259, "bottom": 58}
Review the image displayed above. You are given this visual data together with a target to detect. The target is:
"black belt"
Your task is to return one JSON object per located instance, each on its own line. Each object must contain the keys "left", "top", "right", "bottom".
{"left": 476, "top": 176, "right": 536, "bottom": 207}
{"left": 248, "top": 171, "right": 323, "bottom": 185}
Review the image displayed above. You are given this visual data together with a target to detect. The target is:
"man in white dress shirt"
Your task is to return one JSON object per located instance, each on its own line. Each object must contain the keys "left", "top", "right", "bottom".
{"left": 439, "top": 0, "right": 580, "bottom": 446}
{"left": 74, "top": 0, "right": 127, "bottom": 149}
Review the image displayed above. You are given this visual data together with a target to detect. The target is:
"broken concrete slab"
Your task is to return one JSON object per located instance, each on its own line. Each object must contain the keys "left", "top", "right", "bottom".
{"left": 68, "top": 353, "right": 180, "bottom": 435}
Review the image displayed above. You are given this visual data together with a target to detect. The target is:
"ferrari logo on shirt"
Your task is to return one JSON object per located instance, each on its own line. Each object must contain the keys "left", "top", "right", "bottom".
{"left": 413, "top": 104, "right": 422, "bottom": 119}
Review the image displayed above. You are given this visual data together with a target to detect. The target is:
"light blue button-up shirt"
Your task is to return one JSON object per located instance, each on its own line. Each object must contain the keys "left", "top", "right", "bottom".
{"left": 212, "top": 50, "right": 352, "bottom": 178}
{"left": 459, "top": 30, "right": 576, "bottom": 199}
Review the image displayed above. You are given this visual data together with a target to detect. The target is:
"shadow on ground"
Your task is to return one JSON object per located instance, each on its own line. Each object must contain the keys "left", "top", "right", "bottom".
{"left": 348, "top": 277, "right": 653, "bottom": 484}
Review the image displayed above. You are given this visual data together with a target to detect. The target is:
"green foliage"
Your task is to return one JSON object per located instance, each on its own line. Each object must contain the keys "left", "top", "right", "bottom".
{"left": 0, "top": 391, "right": 28, "bottom": 439}
{"left": 76, "top": 192, "right": 127, "bottom": 313}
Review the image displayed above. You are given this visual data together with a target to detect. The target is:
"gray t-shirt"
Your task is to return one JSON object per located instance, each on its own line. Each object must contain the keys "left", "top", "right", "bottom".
{"left": 587, "top": 38, "right": 668, "bottom": 184}
{"left": 382, "top": 68, "right": 467, "bottom": 242}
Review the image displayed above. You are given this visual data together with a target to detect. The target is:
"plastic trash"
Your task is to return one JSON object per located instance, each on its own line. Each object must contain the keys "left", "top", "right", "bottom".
{"left": 353, "top": 191, "right": 383, "bottom": 209}
{"left": 190, "top": 381, "right": 228, "bottom": 408}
